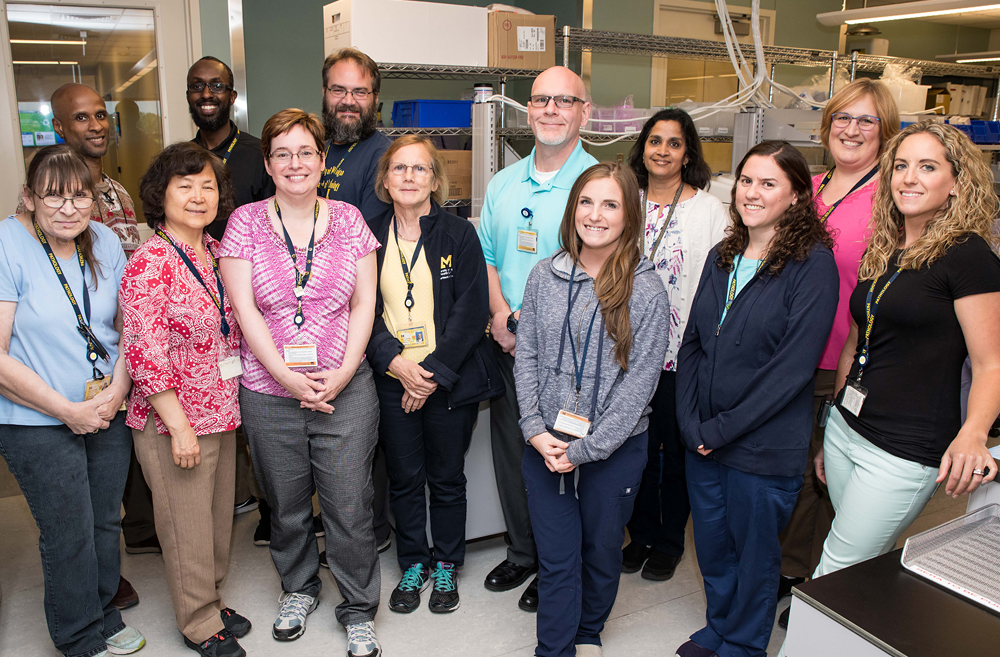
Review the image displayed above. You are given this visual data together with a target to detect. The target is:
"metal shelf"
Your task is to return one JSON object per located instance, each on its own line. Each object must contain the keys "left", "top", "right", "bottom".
{"left": 852, "top": 55, "right": 1000, "bottom": 79}
{"left": 378, "top": 63, "right": 544, "bottom": 80}
{"left": 442, "top": 198, "right": 471, "bottom": 207}
{"left": 378, "top": 126, "right": 472, "bottom": 137}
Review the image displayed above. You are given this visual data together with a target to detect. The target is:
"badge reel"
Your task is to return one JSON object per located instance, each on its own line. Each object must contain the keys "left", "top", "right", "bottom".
{"left": 517, "top": 207, "right": 538, "bottom": 254}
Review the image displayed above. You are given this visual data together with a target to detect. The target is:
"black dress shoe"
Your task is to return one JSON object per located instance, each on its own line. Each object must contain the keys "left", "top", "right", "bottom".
{"left": 518, "top": 576, "right": 539, "bottom": 612}
{"left": 776, "top": 575, "right": 805, "bottom": 602}
{"left": 778, "top": 605, "right": 790, "bottom": 630}
{"left": 641, "top": 549, "right": 681, "bottom": 581}
{"left": 621, "top": 542, "right": 652, "bottom": 574}
{"left": 484, "top": 559, "right": 537, "bottom": 592}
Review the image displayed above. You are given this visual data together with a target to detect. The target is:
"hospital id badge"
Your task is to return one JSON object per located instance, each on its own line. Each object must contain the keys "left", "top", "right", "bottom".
{"left": 397, "top": 325, "right": 427, "bottom": 349}
{"left": 284, "top": 344, "right": 318, "bottom": 368}
{"left": 841, "top": 380, "right": 868, "bottom": 417}
{"left": 517, "top": 229, "right": 538, "bottom": 254}
{"left": 219, "top": 356, "right": 243, "bottom": 380}
{"left": 553, "top": 409, "right": 591, "bottom": 438}
{"left": 83, "top": 377, "right": 110, "bottom": 401}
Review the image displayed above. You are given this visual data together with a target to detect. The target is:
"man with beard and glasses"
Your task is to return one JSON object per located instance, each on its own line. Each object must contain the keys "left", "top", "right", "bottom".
{"left": 318, "top": 48, "right": 392, "bottom": 230}
{"left": 476, "top": 66, "right": 596, "bottom": 613}
{"left": 188, "top": 56, "right": 274, "bottom": 241}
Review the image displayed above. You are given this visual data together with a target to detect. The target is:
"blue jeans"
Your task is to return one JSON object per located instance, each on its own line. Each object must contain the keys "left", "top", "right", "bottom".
{"left": 523, "top": 431, "right": 647, "bottom": 657}
{"left": 0, "top": 414, "right": 131, "bottom": 657}
{"left": 686, "top": 451, "right": 802, "bottom": 657}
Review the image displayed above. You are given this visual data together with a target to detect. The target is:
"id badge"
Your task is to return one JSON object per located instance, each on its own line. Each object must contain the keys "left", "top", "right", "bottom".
{"left": 284, "top": 344, "right": 319, "bottom": 368}
{"left": 397, "top": 325, "right": 427, "bottom": 349}
{"left": 553, "top": 409, "right": 591, "bottom": 438}
{"left": 517, "top": 229, "right": 538, "bottom": 254}
{"left": 219, "top": 356, "right": 243, "bottom": 380}
{"left": 83, "top": 377, "right": 110, "bottom": 401}
{"left": 841, "top": 380, "right": 868, "bottom": 417}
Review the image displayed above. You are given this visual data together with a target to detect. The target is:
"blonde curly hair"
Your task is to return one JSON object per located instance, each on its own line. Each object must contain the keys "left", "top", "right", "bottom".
{"left": 860, "top": 121, "right": 1000, "bottom": 281}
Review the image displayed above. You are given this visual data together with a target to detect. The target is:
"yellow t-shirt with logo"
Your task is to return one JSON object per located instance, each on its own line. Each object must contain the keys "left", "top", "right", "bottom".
{"left": 381, "top": 232, "right": 437, "bottom": 376}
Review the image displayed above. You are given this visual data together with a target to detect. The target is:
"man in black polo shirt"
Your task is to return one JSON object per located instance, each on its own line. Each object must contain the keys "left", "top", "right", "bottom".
{"left": 318, "top": 47, "right": 391, "bottom": 228}
{"left": 187, "top": 56, "right": 274, "bottom": 240}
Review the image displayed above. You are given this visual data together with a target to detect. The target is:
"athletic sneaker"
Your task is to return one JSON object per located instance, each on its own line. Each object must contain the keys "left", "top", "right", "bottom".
{"left": 233, "top": 496, "right": 258, "bottom": 516}
{"left": 388, "top": 563, "right": 428, "bottom": 613}
{"left": 346, "top": 620, "right": 380, "bottom": 657}
{"left": 428, "top": 561, "right": 460, "bottom": 613}
{"left": 183, "top": 629, "right": 245, "bottom": 657}
{"left": 272, "top": 591, "right": 318, "bottom": 641}
{"left": 220, "top": 608, "right": 251, "bottom": 638}
{"left": 105, "top": 626, "right": 146, "bottom": 654}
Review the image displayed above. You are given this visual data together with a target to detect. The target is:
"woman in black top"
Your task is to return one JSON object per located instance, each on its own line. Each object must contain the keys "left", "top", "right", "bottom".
{"left": 813, "top": 121, "right": 1000, "bottom": 581}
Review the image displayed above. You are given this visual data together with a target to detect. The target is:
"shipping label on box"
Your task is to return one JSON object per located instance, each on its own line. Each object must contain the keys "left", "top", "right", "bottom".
{"left": 488, "top": 12, "right": 556, "bottom": 70}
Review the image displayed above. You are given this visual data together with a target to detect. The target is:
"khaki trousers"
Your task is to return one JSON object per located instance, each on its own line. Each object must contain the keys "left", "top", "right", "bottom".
{"left": 132, "top": 415, "right": 235, "bottom": 643}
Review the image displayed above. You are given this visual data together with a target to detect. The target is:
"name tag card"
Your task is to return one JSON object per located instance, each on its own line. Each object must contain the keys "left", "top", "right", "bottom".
{"left": 553, "top": 409, "right": 591, "bottom": 438}
{"left": 219, "top": 356, "right": 243, "bottom": 380}
{"left": 397, "top": 326, "right": 427, "bottom": 349}
{"left": 284, "top": 344, "right": 319, "bottom": 368}
{"left": 517, "top": 229, "right": 538, "bottom": 254}
{"left": 84, "top": 377, "right": 110, "bottom": 401}
{"left": 841, "top": 381, "right": 868, "bottom": 417}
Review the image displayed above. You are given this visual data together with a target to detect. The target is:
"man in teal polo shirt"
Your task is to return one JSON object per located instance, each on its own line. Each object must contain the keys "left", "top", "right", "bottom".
{"left": 477, "top": 66, "right": 597, "bottom": 612}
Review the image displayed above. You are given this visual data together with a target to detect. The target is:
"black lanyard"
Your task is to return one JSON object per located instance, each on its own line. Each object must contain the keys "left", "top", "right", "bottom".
{"left": 274, "top": 198, "right": 319, "bottom": 328}
{"left": 33, "top": 220, "right": 110, "bottom": 378}
{"left": 643, "top": 183, "right": 684, "bottom": 260}
{"left": 322, "top": 141, "right": 357, "bottom": 199}
{"left": 718, "top": 252, "right": 765, "bottom": 335}
{"left": 857, "top": 266, "right": 902, "bottom": 382}
{"left": 393, "top": 218, "right": 425, "bottom": 314}
{"left": 556, "top": 263, "right": 604, "bottom": 421}
{"left": 96, "top": 176, "right": 126, "bottom": 226}
{"left": 221, "top": 128, "right": 239, "bottom": 165}
{"left": 815, "top": 165, "right": 878, "bottom": 222}
{"left": 155, "top": 230, "right": 230, "bottom": 337}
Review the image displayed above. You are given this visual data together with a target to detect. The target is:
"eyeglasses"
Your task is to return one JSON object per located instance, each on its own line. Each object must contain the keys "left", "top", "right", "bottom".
{"left": 389, "top": 163, "right": 434, "bottom": 179}
{"left": 32, "top": 190, "right": 95, "bottom": 210}
{"left": 326, "top": 86, "right": 373, "bottom": 100}
{"left": 187, "top": 81, "right": 234, "bottom": 94}
{"left": 528, "top": 95, "right": 585, "bottom": 109}
{"left": 830, "top": 112, "right": 880, "bottom": 131}
{"left": 270, "top": 149, "right": 321, "bottom": 163}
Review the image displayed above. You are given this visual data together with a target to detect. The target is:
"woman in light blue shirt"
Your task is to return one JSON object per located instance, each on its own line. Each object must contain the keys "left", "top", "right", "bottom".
{"left": 0, "top": 145, "right": 144, "bottom": 657}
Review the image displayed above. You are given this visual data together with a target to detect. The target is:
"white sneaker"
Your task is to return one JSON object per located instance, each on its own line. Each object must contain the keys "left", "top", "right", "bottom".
{"left": 272, "top": 591, "right": 318, "bottom": 642}
{"left": 106, "top": 626, "right": 146, "bottom": 654}
{"left": 576, "top": 645, "right": 603, "bottom": 657}
{"left": 346, "top": 620, "right": 380, "bottom": 657}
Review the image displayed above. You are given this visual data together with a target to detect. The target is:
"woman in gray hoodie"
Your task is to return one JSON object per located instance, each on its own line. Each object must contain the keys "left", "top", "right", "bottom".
{"left": 514, "top": 162, "right": 669, "bottom": 657}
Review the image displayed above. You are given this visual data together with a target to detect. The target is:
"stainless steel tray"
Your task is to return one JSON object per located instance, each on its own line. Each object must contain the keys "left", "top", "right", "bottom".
{"left": 901, "top": 503, "right": 1000, "bottom": 614}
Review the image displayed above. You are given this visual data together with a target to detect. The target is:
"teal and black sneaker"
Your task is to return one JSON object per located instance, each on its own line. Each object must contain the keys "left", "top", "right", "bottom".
{"left": 429, "top": 561, "right": 460, "bottom": 613}
{"left": 388, "top": 563, "right": 429, "bottom": 613}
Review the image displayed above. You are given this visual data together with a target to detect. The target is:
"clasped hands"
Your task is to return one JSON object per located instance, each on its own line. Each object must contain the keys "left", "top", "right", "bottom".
{"left": 388, "top": 356, "right": 437, "bottom": 413}
{"left": 530, "top": 432, "right": 576, "bottom": 473}
{"left": 281, "top": 366, "right": 354, "bottom": 414}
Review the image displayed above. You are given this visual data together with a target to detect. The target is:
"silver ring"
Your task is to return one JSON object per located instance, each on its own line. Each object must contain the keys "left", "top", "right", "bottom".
{"left": 973, "top": 468, "right": 985, "bottom": 476}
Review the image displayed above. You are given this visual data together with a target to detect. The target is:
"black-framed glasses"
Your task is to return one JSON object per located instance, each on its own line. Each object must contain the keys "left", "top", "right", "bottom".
{"left": 326, "top": 86, "right": 373, "bottom": 100}
{"left": 32, "top": 190, "right": 95, "bottom": 210}
{"left": 830, "top": 112, "right": 880, "bottom": 131}
{"left": 187, "top": 81, "right": 234, "bottom": 94}
{"left": 528, "top": 95, "right": 585, "bottom": 109}
{"left": 270, "top": 149, "right": 321, "bottom": 163}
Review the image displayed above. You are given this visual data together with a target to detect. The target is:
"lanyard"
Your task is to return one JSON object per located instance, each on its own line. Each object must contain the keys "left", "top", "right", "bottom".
{"left": 96, "top": 176, "right": 125, "bottom": 226}
{"left": 815, "top": 165, "right": 878, "bottom": 222}
{"left": 718, "top": 252, "right": 765, "bottom": 335}
{"left": 221, "top": 128, "right": 240, "bottom": 165}
{"left": 322, "top": 141, "right": 358, "bottom": 199}
{"left": 155, "top": 230, "right": 230, "bottom": 337}
{"left": 857, "top": 266, "right": 902, "bottom": 382}
{"left": 558, "top": 263, "right": 605, "bottom": 420}
{"left": 274, "top": 198, "right": 319, "bottom": 328}
{"left": 33, "top": 220, "right": 110, "bottom": 378}
{"left": 393, "top": 218, "right": 425, "bottom": 317}
{"left": 642, "top": 183, "right": 684, "bottom": 261}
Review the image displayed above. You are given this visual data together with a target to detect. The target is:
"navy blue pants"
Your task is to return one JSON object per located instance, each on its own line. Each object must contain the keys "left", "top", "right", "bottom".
{"left": 627, "top": 371, "right": 689, "bottom": 556}
{"left": 375, "top": 376, "right": 478, "bottom": 570}
{"left": 523, "top": 432, "right": 647, "bottom": 657}
{"left": 686, "top": 451, "right": 802, "bottom": 657}
{"left": 0, "top": 414, "right": 130, "bottom": 657}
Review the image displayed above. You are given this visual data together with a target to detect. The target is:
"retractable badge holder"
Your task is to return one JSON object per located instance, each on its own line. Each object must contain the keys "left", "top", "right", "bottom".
{"left": 517, "top": 207, "right": 538, "bottom": 254}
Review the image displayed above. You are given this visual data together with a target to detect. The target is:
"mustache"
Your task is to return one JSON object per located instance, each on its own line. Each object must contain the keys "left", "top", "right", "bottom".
{"left": 336, "top": 103, "right": 362, "bottom": 115}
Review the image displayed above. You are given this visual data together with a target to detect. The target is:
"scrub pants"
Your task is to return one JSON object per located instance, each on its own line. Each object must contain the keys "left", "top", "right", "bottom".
{"left": 686, "top": 451, "right": 801, "bottom": 657}
{"left": 523, "top": 432, "right": 647, "bottom": 657}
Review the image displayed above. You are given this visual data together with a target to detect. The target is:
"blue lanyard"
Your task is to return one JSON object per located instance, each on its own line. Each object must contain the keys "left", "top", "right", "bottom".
{"left": 857, "top": 267, "right": 902, "bottom": 382}
{"left": 557, "top": 263, "right": 604, "bottom": 420}
{"left": 815, "top": 164, "right": 878, "bottom": 222}
{"left": 156, "top": 230, "right": 230, "bottom": 337}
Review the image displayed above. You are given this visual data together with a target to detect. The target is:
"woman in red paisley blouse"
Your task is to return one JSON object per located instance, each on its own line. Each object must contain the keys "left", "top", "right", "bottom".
{"left": 119, "top": 142, "right": 250, "bottom": 657}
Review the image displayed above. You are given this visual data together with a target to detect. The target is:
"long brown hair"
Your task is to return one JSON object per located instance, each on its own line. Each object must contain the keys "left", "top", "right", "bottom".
{"left": 860, "top": 121, "right": 1000, "bottom": 280}
{"left": 24, "top": 144, "right": 101, "bottom": 284}
{"left": 719, "top": 140, "right": 833, "bottom": 275}
{"left": 559, "top": 162, "right": 643, "bottom": 369}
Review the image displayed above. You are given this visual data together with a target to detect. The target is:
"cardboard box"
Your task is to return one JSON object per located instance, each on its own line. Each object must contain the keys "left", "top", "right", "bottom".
{"left": 324, "top": 0, "right": 487, "bottom": 68}
{"left": 927, "top": 88, "right": 950, "bottom": 114}
{"left": 488, "top": 12, "right": 556, "bottom": 70}
{"left": 441, "top": 150, "right": 472, "bottom": 200}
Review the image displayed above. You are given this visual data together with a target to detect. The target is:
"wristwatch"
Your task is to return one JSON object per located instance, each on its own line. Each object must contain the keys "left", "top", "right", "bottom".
{"left": 506, "top": 312, "right": 518, "bottom": 335}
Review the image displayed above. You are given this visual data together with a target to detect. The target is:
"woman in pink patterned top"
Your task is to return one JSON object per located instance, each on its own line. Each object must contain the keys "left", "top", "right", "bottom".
{"left": 219, "top": 109, "right": 381, "bottom": 656}
{"left": 120, "top": 142, "right": 251, "bottom": 657}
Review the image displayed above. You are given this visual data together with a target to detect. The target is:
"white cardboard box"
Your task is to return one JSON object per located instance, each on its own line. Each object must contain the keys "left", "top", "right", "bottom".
{"left": 323, "top": 0, "right": 488, "bottom": 67}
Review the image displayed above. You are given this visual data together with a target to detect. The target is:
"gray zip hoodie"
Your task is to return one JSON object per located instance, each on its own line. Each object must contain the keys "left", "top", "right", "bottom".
{"left": 515, "top": 250, "right": 669, "bottom": 465}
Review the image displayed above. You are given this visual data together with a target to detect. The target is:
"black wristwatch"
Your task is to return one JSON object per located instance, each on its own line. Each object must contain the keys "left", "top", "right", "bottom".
{"left": 506, "top": 312, "right": 518, "bottom": 335}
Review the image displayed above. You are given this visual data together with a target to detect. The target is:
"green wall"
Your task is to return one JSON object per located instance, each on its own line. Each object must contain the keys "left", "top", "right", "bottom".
{"left": 199, "top": 0, "right": 231, "bottom": 64}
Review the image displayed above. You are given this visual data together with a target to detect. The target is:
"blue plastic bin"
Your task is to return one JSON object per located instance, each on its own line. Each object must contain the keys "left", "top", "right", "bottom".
{"left": 392, "top": 100, "right": 473, "bottom": 128}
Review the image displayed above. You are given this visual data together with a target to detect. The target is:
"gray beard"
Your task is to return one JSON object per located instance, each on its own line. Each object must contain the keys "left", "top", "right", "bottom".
{"left": 323, "top": 102, "right": 377, "bottom": 144}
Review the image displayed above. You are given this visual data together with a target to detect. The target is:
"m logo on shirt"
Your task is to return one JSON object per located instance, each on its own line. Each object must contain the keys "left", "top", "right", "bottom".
{"left": 440, "top": 255, "right": 454, "bottom": 280}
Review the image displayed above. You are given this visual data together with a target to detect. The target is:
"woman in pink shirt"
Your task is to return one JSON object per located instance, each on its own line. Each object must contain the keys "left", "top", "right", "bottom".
{"left": 776, "top": 79, "right": 900, "bottom": 624}
{"left": 219, "top": 109, "right": 381, "bottom": 657}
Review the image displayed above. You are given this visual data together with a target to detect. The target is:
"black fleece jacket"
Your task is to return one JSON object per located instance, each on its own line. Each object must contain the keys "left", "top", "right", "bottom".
{"left": 366, "top": 202, "right": 504, "bottom": 408}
